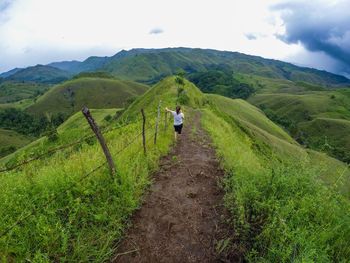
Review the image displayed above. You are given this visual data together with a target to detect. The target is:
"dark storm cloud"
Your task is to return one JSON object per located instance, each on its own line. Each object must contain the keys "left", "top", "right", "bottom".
{"left": 273, "top": 0, "right": 350, "bottom": 74}
{"left": 149, "top": 27, "right": 164, "bottom": 35}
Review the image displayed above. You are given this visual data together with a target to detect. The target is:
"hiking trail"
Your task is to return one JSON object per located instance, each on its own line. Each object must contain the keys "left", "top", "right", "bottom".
{"left": 113, "top": 111, "right": 236, "bottom": 262}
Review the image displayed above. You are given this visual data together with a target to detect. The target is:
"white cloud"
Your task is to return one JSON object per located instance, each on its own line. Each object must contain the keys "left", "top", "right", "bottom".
{"left": 0, "top": 0, "right": 306, "bottom": 73}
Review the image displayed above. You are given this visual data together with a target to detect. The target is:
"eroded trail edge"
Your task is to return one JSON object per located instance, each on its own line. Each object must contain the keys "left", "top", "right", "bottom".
{"left": 113, "top": 111, "right": 234, "bottom": 262}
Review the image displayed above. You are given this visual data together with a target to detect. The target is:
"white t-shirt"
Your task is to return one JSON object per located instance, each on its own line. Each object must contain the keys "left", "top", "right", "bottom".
{"left": 171, "top": 111, "right": 184, "bottom": 126}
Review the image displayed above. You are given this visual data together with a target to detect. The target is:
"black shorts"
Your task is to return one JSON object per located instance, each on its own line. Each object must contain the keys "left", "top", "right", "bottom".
{"left": 174, "top": 124, "right": 183, "bottom": 134}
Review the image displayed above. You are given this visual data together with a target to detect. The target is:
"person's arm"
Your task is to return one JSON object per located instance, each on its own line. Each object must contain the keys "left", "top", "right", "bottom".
{"left": 165, "top": 107, "right": 176, "bottom": 116}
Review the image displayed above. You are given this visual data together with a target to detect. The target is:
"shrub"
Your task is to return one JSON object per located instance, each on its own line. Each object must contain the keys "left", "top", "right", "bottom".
{"left": 104, "top": 114, "right": 112, "bottom": 122}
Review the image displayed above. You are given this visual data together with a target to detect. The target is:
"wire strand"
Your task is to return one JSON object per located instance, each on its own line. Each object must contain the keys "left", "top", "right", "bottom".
{"left": 0, "top": 116, "right": 145, "bottom": 173}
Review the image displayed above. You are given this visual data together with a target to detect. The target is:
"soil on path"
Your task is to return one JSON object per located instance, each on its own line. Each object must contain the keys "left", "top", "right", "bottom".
{"left": 113, "top": 111, "right": 237, "bottom": 262}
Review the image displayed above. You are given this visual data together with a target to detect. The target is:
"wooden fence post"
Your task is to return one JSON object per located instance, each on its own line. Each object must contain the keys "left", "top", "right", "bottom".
{"left": 154, "top": 100, "right": 161, "bottom": 144}
{"left": 164, "top": 111, "right": 168, "bottom": 132}
{"left": 141, "top": 109, "right": 146, "bottom": 155}
{"left": 82, "top": 106, "right": 116, "bottom": 177}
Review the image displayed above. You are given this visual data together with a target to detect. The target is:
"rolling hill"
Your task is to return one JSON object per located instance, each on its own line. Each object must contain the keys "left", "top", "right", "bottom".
{"left": 0, "top": 81, "right": 50, "bottom": 103}
{"left": 0, "top": 76, "right": 348, "bottom": 262}
{"left": 25, "top": 77, "right": 149, "bottom": 116}
{"left": 2, "top": 48, "right": 349, "bottom": 87}
{"left": 0, "top": 128, "right": 32, "bottom": 158}
{"left": 249, "top": 88, "right": 350, "bottom": 162}
{"left": 101, "top": 48, "right": 350, "bottom": 85}
{"left": 0, "top": 68, "right": 22, "bottom": 78}
{"left": 49, "top": 56, "right": 109, "bottom": 74}
{"left": 5, "top": 65, "right": 72, "bottom": 84}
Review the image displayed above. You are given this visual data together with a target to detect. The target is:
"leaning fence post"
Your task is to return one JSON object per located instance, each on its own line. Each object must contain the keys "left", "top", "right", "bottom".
{"left": 154, "top": 100, "right": 161, "bottom": 144}
{"left": 82, "top": 106, "right": 116, "bottom": 177}
{"left": 141, "top": 109, "right": 146, "bottom": 155}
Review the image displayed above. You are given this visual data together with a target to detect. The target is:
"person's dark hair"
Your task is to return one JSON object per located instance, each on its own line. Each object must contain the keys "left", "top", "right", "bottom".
{"left": 176, "top": 106, "right": 181, "bottom": 114}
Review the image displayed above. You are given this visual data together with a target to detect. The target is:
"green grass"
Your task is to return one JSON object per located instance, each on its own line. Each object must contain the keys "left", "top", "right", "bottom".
{"left": 6, "top": 65, "right": 71, "bottom": 84}
{"left": 26, "top": 77, "right": 149, "bottom": 116}
{"left": 201, "top": 94, "right": 350, "bottom": 261}
{"left": 249, "top": 89, "right": 350, "bottom": 162}
{"left": 1, "top": 76, "right": 349, "bottom": 262}
{"left": 102, "top": 48, "right": 350, "bottom": 86}
{"left": 207, "top": 94, "right": 295, "bottom": 143}
{"left": 58, "top": 108, "right": 120, "bottom": 134}
{"left": 249, "top": 91, "right": 350, "bottom": 122}
{"left": 0, "top": 76, "right": 192, "bottom": 261}
{"left": 0, "top": 98, "right": 35, "bottom": 110}
{"left": 299, "top": 118, "right": 350, "bottom": 163}
{"left": 0, "top": 108, "right": 121, "bottom": 167}
{"left": 0, "top": 81, "right": 50, "bottom": 104}
{"left": 0, "top": 129, "right": 32, "bottom": 158}
{"left": 236, "top": 74, "right": 327, "bottom": 94}
{"left": 121, "top": 76, "right": 204, "bottom": 119}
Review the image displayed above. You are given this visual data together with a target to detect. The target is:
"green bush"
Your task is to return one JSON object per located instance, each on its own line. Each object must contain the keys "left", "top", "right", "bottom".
{"left": 104, "top": 114, "right": 112, "bottom": 122}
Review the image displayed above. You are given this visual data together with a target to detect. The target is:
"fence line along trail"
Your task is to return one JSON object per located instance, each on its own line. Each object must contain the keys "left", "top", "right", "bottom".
{"left": 0, "top": 109, "right": 155, "bottom": 239}
{"left": 113, "top": 110, "right": 235, "bottom": 262}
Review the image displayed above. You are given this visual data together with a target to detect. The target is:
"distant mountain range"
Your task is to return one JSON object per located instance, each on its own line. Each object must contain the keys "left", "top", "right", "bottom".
{"left": 1, "top": 65, "right": 72, "bottom": 84}
{"left": 1, "top": 47, "right": 350, "bottom": 86}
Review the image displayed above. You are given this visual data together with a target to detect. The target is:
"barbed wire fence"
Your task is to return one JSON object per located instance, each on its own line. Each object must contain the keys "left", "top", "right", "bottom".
{"left": 0, "top": 101, "right": 169, "bottom": 238}
{"left": 0, "top": 108, "right": 159, "bottom": 174}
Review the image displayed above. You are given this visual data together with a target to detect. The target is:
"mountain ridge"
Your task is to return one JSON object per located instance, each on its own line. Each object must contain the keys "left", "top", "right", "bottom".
{"left": 3, "top": 64, "right": 72, "bottom": 84}
{"left": 1, "top": 48, "right": 349, "bottom": 86}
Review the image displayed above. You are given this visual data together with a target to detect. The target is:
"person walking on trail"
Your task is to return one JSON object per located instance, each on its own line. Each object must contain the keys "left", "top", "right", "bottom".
{"left": 165, "top": 106, "right": 184, "bottom": 140}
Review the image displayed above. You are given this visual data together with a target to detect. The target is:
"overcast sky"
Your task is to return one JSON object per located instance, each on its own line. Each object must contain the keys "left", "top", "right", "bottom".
{"left": 0, "top": 0, "right": 349, "bottom": 77}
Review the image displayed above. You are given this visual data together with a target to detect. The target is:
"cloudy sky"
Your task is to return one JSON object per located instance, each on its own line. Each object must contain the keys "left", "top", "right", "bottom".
{"left": 0, "top": 0, "right": 349, "bottom": 77}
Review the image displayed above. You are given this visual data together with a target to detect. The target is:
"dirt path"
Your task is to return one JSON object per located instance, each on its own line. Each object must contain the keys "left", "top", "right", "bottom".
{"left": 113, "top": 111, "right": 236, "bottom": 262}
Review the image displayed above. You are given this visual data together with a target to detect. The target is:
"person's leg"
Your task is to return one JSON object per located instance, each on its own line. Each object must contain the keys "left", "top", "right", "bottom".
{"left": 174, "top": 125, "right": 178, "bottom": 140}
{"left": 178, "top": 124, "right": 183, "bottom": 136}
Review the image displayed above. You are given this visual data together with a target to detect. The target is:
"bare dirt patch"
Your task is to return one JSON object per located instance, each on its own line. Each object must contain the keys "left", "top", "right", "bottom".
{"left": 113, "top": 111, "right": 239, "bottom": 262}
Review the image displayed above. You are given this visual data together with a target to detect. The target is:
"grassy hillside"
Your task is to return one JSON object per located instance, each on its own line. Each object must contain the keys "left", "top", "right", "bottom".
{"left": 49, "top": 56, "right": 109, "bottom": 74}
{"left": 4, "top": 48, "right": 348, "bottom": 87}
{"left": 299, "top": 118, "right": 350, "bottom": 162}
{"left": 0, "top": 129, "right": 32, "bottom": 158}
{"left": 0, "top": 68, "right": 22, "bottom": 78}
{"left": 122, "top": 75, "right": 204, "bottom": 119}
{"left": 101, "top": 48, "right": 350, "bottom": 86}
{"left": 0, "top": 77, "right": 194, "bottom": 261}
{"left": 206, "top": 94, "right": 349, "bottom": 190}
{"left": 0, "top": 76, "right": 349, "bottom": 262}
{"left": 58, "top": 108, "right": 120, "bottom": 135}
{"left": 0, "top": 81, "right": 50, "bottom": 103}
{"left": 249, "top": 89, "right": 350, "bottom": 162}
{"left": 207, "top": 94, "right": 295, "bottom": 144}
{"left": 187, "top": 70, "right": 255, "bottom": 99}
{"left": 0, "top": 109, "right": 119, "bottom": 167}
{"left": 0, "top": 98, "right": 35, "bottom": 110}
{"left": 235, "top": 73, "right": 328, "bottom": 93}
{"left": 202, "top": 94, "right": 350, "bottom": 261}
{"left": 5, "top": 65, "right": 71, "bottom": 84}
{"left": 26, "top": 77, "right": 148, "bottom": 116}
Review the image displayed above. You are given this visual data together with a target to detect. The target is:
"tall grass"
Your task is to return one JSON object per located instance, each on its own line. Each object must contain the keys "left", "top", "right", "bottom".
{"left": 0, "top": 109, "right": 173, "bottom": 261}
{"left": 201, "top": 106, "right": 350, "bottom": 262}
